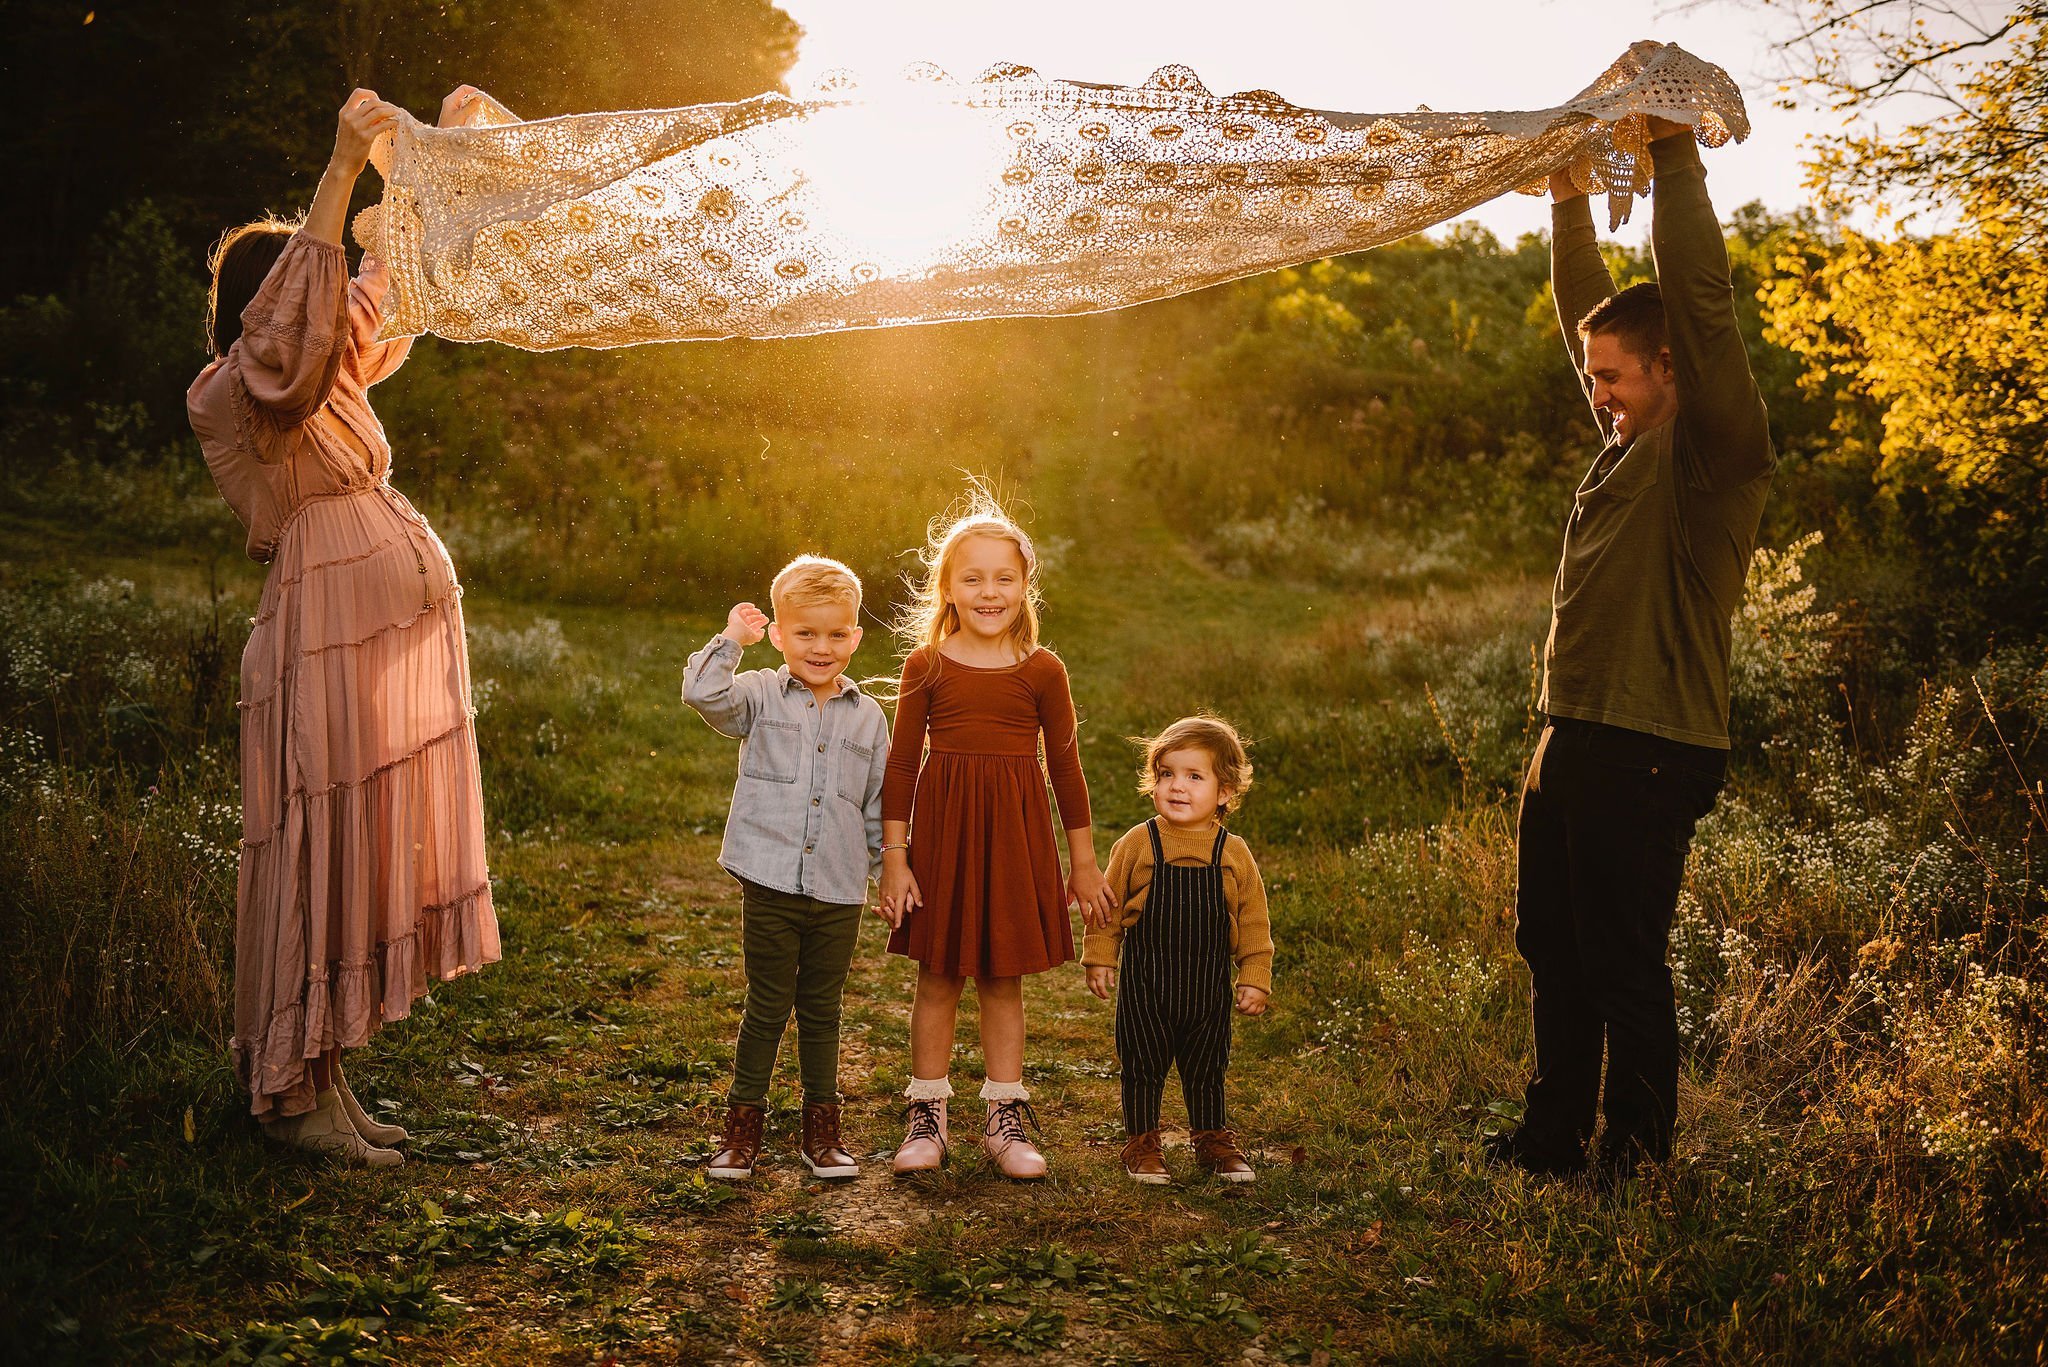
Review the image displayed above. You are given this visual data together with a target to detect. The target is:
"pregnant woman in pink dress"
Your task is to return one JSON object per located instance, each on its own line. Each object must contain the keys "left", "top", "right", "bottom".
{"left": 187, "top": 88, "right": 500, "bottom": 1164}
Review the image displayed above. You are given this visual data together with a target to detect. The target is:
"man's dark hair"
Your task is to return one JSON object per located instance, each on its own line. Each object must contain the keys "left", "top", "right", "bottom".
{"left": 1577, "top": 282, "right": 1668, "bottom": 366}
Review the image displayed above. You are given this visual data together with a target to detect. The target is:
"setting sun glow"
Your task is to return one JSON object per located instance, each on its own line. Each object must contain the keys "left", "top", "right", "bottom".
{"left": 783, "top": 91, "right": 1011, "bottom": 273}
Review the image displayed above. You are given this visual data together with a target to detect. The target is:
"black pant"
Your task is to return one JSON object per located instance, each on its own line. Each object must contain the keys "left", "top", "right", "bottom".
{"left": 1514, "top": 716, "right": 1725, "bottom": 1164}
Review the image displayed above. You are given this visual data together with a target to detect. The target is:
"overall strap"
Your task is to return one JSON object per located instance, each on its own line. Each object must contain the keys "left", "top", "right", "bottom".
{"left": 1209, "top": 825, "right": 1229, "bottom": 867}
{"left": 1145, "top": 817, "right": 1165, "bottom": 865}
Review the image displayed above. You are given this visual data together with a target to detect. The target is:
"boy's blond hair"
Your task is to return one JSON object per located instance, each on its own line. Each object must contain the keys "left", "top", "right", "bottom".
{"left": 1137, "top": 714, "right": 1254, "bottom": 814}
{"left": 771, "top": 554, "right": 862, "bottom": 617}
{"left": 897, "top": 486, "right": 1041, "bottom": 663}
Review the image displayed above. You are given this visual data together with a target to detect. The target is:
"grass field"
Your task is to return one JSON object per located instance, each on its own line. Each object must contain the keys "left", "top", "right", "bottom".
{"left": 5, "top": 429, "right": 2046, "bottom": 1365}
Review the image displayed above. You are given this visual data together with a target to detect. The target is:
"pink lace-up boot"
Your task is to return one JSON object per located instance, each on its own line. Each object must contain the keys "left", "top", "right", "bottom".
{"left": 892, "top": 1077, "right": 951, "bottom": 1175}
{"left": 978, "top": 1080, "right": 1047, "bottom": 1180}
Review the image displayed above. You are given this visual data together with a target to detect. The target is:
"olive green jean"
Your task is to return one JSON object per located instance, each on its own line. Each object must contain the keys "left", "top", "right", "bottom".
{"left": 728, "top": 877, "right": 864, "bottom": 1106}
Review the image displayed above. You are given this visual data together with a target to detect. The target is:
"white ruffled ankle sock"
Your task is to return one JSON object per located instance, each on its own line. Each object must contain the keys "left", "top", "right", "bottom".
{"left": 980, "top": 1078, "right": 1030, "bottom": 1103}
{"left": 905, "top": 1075, "right": 953, "bottom": 1101}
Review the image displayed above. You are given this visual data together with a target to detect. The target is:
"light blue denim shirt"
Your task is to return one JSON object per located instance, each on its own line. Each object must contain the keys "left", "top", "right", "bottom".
{"left": 682, "top": 633, "right": 890, "bottom": 906}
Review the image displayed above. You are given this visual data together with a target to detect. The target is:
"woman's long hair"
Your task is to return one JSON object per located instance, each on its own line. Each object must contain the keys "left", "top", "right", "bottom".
{"left": 205, "top": 215, "right": 301, "bottom": 357}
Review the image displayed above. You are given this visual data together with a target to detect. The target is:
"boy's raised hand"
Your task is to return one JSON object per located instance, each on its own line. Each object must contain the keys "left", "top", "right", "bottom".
{"left": 1235, "top": 984, "right": 1269, "bottom": 1016}
{"left": 1085, "top": 965, "right": 1116, "bottom": 1001}
{"left": 722, "top": 602, "right": 768, "bottom": 646}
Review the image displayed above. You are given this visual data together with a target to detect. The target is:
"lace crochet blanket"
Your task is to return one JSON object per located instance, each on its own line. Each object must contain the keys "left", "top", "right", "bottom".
{"left": 359, "top": 41, "right": 1747, "bottom": 349}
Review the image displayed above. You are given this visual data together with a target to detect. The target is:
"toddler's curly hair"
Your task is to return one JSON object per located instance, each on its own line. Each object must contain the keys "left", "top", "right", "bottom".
{"left": 1136, "top": 714, "right": 1253, "bottom": 813}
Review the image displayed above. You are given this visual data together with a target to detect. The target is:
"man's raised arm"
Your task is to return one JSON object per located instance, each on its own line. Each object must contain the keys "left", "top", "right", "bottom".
{"left": 1648, "top": 129, "right": 1774, "bottom": 491}
{"left": 1551, "top": 170, "right": 1619, "bottom": 440}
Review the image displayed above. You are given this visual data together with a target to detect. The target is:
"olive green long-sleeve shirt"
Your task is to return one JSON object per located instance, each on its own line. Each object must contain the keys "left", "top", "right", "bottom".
{"left": 1539, "top": 132, "right": 1776, "bottom": 750}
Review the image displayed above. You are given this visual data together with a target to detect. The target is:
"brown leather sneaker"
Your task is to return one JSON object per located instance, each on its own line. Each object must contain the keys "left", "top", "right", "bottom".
{"left": 800, "top": 1101, "right": 859, "bottom": 1179}
{"left": 1121, "top": 1129, "right": 1172, "bottom": 1185}
{"left": 707, "top": 1102, "right": 764, "bottom": 1182}
{"left": 1192, "top": 1127, "right": 1256, "bottom": 1183}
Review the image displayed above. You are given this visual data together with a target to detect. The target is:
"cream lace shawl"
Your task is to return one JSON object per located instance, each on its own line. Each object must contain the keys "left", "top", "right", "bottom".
{"left": 358, "top": 41, "right": 1747, "bottom": 350}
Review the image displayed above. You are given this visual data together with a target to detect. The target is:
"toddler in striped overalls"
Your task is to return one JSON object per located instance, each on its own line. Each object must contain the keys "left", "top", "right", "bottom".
{"left": 1082, "top": 715, "right": 1274, "bottom": 1184}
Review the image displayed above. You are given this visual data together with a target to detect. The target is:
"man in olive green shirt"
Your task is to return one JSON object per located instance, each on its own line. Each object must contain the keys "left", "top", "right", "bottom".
{"left": 1489, "top": 120, "right": 1774, "bottom": 1185}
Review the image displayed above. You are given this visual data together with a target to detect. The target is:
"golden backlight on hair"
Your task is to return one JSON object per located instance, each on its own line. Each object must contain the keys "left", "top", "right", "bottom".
{"left": 771, "top": 554, "right": 862, "bottom": 617}
{"left": 898, "top": 488, "right": 1042, "bottom": 664}
{"left": 1137, "top": 714, "right": 1254, "bottom": 813}
{"left": 206, "top": 214, "right": 303, "bottom": 357}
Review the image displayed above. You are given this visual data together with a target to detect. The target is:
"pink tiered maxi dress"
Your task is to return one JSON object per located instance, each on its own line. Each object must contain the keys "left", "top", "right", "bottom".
{"left": 187, "top": 232, "right": 499, "bottom": 1123}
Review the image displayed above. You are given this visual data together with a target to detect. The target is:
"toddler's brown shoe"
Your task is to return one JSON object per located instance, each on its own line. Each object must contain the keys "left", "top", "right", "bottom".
{"left": 800, "top": 1100, "right": 859, "bottom": 1179}
{"left": 1121, "top": 1129, "right": 1172, "bottom": 1184}
{"left": 1192, "top": 1127, "right": 1256, "bottom": 1183}
{"left": 707, "top": 1102, "right": 764, "bottom": 1181}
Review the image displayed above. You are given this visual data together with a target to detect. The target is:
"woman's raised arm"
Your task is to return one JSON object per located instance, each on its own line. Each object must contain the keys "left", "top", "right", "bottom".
{"left": 304, "top": 90, "right": 400, "bottom": 246}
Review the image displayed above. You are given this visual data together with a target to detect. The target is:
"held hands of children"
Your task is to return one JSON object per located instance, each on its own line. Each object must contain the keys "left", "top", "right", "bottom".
{"left": 1086, "top": 964, "right": 1116, "bottom": 999}
{"left": 876, "top": 828, "right": 920, "bottom": 929}
{"left": 722, "top": 602, "right": 768, "bottom": 647}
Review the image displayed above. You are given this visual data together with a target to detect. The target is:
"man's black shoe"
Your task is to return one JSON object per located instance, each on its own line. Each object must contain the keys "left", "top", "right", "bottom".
{"left": 1589, "top": 1139, "right": 1656, "bottom": 1194}
{"left": 1481, "top": 1126, "right": 1587, "bottom": 1179}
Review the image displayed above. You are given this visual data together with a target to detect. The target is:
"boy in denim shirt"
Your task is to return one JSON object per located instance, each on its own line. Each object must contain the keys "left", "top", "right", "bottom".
{"left": 683, "top": 555, "right": 890, "bottom": 1180}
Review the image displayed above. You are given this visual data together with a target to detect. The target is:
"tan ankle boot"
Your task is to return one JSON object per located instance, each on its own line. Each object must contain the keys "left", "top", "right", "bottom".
{"left": 801, "top": 1101, "right": 859, "bottom": 1179}
{"left": 332, "top": 1061, "right": 407, "bottom": 1146}
{"left": 262, "top": 1088, "right": 403, "bottom": 1168}
{"left": 981, "top": 1099, "right": 1047, "bottom": 1181}
{"left": 707, "top": 1103, "right": 764, "bottom": 1182}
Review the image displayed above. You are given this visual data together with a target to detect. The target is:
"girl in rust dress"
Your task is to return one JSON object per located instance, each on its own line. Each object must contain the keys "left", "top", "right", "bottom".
{"left": 187, "top": 88, "right": 499, "bottom": 1164}
{"left": 877, "top": 497, "right": 1118, "bottom": 1179}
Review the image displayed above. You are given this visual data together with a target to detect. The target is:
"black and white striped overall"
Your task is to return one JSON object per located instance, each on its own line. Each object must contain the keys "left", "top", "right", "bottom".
{"left": 1114, "top": 819, "right": 1234, "bottom": 1136}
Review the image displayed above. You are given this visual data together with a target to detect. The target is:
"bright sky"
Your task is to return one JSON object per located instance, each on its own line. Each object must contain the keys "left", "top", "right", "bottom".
{"left": 778, "top": 0, "right": 1833, "bottom": 245}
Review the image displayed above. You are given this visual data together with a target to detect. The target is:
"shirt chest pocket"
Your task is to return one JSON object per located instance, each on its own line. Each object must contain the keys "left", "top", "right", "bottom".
{"left": 741, "top": 719, "right": 802, "bottom": 784}
{"left": 1575, "top": 442, "right": 1661, "bottom": 514}
{"left": 836, "top": 739, "right": 875, "bottom": 806}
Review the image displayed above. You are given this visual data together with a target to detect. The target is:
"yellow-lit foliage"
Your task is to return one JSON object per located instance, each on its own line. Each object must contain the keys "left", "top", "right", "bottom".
{"left": 1758, "top": 0, "right": 2048, "bottom": 605}
{"left": 1765, "top": 229, "right": 2047, "bottom": 490}
{"left": 1764, "top": 229, "right": 2048, "bottom": 599}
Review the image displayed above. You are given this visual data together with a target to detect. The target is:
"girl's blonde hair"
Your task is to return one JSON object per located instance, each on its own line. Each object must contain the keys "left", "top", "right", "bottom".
{"left": 898, "top": 486, "right": 1042, "bottom": 663}
{"left": 1137, "top": 714, "right": 1254, "bottom": 814}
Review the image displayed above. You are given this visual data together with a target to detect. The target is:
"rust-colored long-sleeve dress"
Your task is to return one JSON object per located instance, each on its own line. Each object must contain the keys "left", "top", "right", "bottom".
{"left": 187, "top": 232, "right": 499, "bottom": 1123}
{"left": 880, "top": 646, "right": 1092, "bottom": 978}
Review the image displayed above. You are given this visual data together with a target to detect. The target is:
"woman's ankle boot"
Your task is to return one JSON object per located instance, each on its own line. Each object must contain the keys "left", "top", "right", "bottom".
{"left": 262, "top": 1088, "right": 403, "bottom": 1168}
{"left": 332, "top": 1060, "right": 407, "bottom": 1146}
